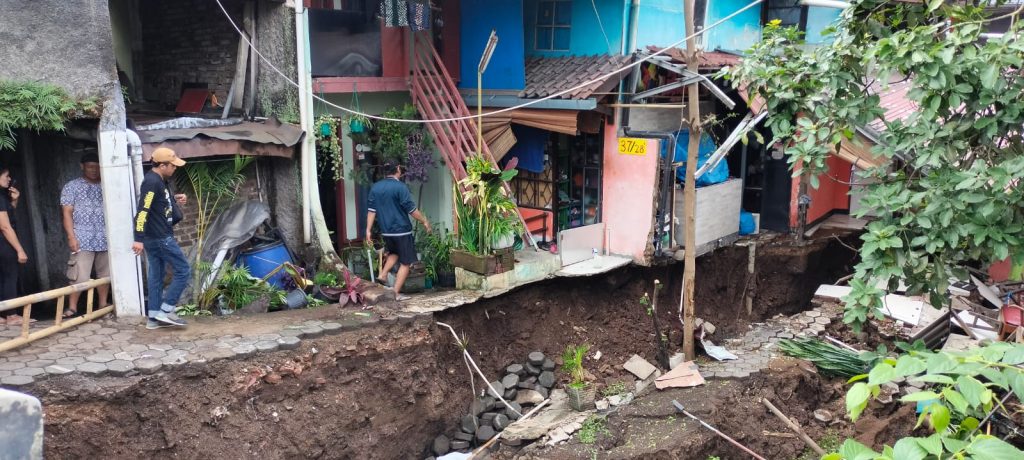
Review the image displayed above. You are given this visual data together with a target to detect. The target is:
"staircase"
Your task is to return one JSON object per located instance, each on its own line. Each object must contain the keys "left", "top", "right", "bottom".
{"left": 409, "top": 31, "right": 535, "bottom": 249}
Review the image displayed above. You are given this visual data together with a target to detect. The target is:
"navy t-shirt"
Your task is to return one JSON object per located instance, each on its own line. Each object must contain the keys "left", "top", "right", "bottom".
{"left": 367, "top": 177, "right": 416, "bottom": 236}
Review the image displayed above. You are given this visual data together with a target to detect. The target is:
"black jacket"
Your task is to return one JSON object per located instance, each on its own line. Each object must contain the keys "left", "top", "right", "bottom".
{"left": 134, "top": 171, "right": 182, "bottom": 242}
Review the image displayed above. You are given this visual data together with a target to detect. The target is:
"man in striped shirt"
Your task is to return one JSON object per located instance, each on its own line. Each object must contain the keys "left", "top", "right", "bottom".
{"left": 366, "top": 163, "right": 431, "bottom": 300}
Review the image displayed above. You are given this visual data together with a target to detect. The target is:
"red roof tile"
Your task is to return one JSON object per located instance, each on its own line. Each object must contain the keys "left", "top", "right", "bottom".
{"left": 867, "top": 79, "right": 917, "bottom": 133}
{"left": 520, "top": 54, "right": 633, "bottom": 100}
{"left": 645, "top": 46, "right": 742, "bottom": 70}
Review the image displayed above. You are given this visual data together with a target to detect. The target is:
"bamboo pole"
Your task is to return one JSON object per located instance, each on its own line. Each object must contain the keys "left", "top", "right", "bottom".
{"left": 0, "top": 305, "right": 114, "bottom": 353}
{"left": 762, "top": 398, "right": 825, "bottom": 456}
{"left": 20, "top": 304, "right": 32, "bottom": 338}
{"left": 0, "top": 278, "right": 110, "bottom": 313}
{"left": 681, "top": 0, "right": 701, "bottom": 360}
{"left": 55, "top": 296, "right": 65, "bottom": 327}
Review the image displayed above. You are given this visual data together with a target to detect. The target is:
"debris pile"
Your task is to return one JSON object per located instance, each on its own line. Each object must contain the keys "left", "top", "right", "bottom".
{"left": 427, "top": 351, "right": 558, "bottom": 457}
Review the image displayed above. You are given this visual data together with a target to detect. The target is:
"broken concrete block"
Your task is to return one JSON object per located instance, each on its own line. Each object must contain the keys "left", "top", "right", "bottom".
{"left": 623, "top": 354, "right": 657, "bottom": 380}
{"left": 595, "top": 399, "right": 610, "bottom": 411}
{"left": 476, "top": 425, "right": 496, "bottom": 442}
{"left": 469, "top": 397, "right": 487, "bottom": 416}
{"left": 450, "top": 440, "right": 470, "bottom": 451}
{"left": 502, "top": 373, "right": 520, "bottom": 389}
{"left": 528, "top": 351, "right": 545, "bottom": 365}
{"left": 503, "top": 388, "right": 518, "bottom": 400}
{"left": 453, "top": 431, "right": 474, "bottom": 442}
{"left": 538, "top": 371, "right": 556, "bottom": 388}
{"left": 542, "top": 358, "right": 556, "bottom": 371}
{"left": 668, "top": 353, "right": 687, "bottom": 370}
{"left": 534, "top": 385, "right": 550, "bottom": 399}
{"left": 524, "top": 362, "right": 541, "bottom": 376}
{"left": 507, "top": 363, "right": 525, "bottom": 376}
{"left": 487, "top": 381, "right": 506, "bottom": 399}
{"left": 359, "top": 285, "right": 396, "bottom": 305}
{"left": 460, "top": 415, "right": 479, "bottom": 434}
{"left": 492, "top": 413, "right": 510, "bottom": 431}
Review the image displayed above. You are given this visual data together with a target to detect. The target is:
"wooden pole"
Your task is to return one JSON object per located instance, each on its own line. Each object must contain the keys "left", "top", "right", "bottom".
{"left": 681, "top": 0, "right": 700, "bottom": 361}
{"left": 762, "top": 398, "right": 825, "bottom": 456}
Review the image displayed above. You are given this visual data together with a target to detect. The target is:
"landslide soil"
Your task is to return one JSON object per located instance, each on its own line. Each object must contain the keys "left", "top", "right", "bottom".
{"left": 27, "top": 234, "right": 858, "bottom": 459}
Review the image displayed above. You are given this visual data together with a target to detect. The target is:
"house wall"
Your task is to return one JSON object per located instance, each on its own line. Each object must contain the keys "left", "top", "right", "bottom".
{"left": 109, "top": 0, "right": 137, "bottom": 89}
{"left": 805, "top": 6, "right": 841, "bottom": 44}
{"left": 459, "top": 0, "right": 526, "bottom": 90}
{"left": 257, "top": 0, "right": 301, "bottom": 121}
{"left": 704, "top": 0, "right": 762, "bottom": 52}
{"left": 139, "top": 0, "right": 246, "bottom": 108}
{"left": 523, "top": 0, "right": 625, "bottom": 57}
{"left": 788, "top": 155, "right": 851, "bottom": 228}
{"left": 633, "top": 0, "right": 688, "bottom": 50}
{"left": 0, "top": 0, "right": 119, "bottom": 100}
{"left": 602, "top": 122, "right": 659, "bottom": 264}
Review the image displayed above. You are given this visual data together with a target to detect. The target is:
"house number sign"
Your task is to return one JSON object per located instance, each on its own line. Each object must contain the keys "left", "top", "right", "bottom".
{"left": 617, "top": 138, "right": 647, "bottom": 156}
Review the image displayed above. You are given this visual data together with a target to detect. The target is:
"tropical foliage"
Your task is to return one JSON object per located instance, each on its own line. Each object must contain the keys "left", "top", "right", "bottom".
{"left": 832, "top": 342, "right": 1024, "bottom": 459}
{"left": 453, "top": 155, "right": 521, "bottom": 255}
{"left": 0, "top": 80, "right": 98, "bottom": 150}
{"left": 725, "top": 1, "right": 1024, "bottom": 331}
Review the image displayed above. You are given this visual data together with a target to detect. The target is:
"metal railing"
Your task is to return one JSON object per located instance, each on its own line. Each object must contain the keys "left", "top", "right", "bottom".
{"left": 0, "top": 277, "right": 113, "bottom": 353}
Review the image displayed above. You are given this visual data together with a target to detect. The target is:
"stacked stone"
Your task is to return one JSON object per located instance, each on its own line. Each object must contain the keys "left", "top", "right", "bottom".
{"left": 427, "top": 351, "right": 558, "bottom": 458}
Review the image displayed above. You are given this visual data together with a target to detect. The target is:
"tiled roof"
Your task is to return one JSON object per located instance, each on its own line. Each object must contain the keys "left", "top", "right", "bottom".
{"left": 645, "top": 46, "right": 743, "bottom": 70}
{"left": 867, "top": 78, "right": 917, "bottom": 133}
{"left": 520, "top": 54, "right": 632, "bottom": 100}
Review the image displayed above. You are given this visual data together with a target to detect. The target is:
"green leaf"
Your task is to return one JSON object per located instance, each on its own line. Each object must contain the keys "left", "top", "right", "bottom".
{"left": 894, "top": 356, "right": 926, "bottom": 377}
{"left": 901, "top": 391, "right": 941, "bottom": 403}
{"left": 1002, "top": 345, "right": 1024, "bottom": 365}
{"left": 967, "top": 436, "right": 1024, "bottom": 460}
{"left": 927, "top": 0, "right": 943, "bottom": 12}
{"left": 918, "top": 434, "right": 943, "bottom": 456}
{"left": 929, "top": 403, "right": 951, "bottom": 432}
{"left": 957, "top": 375, "right": 987, "bottom": 408}
{"left": 848, "top": 374, "right": 869, "bottom": 383}
{"left": 893, "top": 437, "right": 927, "bottom": 460}
{"left": 848, "top": 382, "right": 872, "bottom": 421}
{"left": 839, "top": 439, "right": 880, "bottom": 460}
{"left": 912, "top": 374, "right": 955, "bottom": 385}
{"left": 822, "top": 454, "right": 842, "bottom": 460}
{"left": 869, "top": 363, "right": 898, "bottom": 385}
{"left": 981, "top": 65, "right": 999, "bottom": 90}
{"left": 1009, "top": 371, "right": 1024, "bottom": 401}
{"left": 942, "top": 387, "right": 969, "bottom": 414}
{"left": 941, "top": 436, "right": 967, "bottom": 454}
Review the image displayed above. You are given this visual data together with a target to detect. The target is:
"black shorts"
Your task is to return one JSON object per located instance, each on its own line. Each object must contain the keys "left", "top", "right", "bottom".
{"left": 383, "top": 234, "right": 418, "bottom": 266}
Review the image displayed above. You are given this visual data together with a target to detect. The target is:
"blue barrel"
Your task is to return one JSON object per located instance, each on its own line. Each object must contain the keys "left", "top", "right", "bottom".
{"left": 237, "top": 241, "right": 293, "bottom": 289}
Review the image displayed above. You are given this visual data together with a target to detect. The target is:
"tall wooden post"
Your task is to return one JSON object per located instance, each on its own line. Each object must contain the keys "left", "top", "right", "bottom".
{"left": 682, "top": 0, "right": 701, "bottom": 360}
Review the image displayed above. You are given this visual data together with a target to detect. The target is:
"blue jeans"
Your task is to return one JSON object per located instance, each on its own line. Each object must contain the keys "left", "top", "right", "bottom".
{"left": 143, "top": 236, "right": 191, "bottom": 317}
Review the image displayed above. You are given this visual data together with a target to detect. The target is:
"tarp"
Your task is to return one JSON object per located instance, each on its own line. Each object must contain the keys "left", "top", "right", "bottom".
{"left": 501, "top": 125, "right": 548, "bottom": 173}
{"left": 669, "top": 130, "right": 727, "bottom": 186}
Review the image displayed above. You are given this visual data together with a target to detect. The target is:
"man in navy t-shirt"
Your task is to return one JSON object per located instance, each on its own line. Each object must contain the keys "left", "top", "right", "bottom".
{"left": 366, "top": 163, "right": 431, "bottom": 300}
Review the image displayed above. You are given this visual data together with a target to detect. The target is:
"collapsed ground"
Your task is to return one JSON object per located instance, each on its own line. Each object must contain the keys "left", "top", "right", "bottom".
{"left": 25, "top": 233, "right": 888, "bottom": 459}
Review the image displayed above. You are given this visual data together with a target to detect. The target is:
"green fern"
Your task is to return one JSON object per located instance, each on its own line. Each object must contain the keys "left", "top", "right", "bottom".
{"left": 0, "top": 80, "right": 94, "bottom": 150}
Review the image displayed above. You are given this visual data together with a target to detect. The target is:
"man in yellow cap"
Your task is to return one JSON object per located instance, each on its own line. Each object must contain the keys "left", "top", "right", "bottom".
{"left": 132, "top": 147, "right": 190, "bottom": 329}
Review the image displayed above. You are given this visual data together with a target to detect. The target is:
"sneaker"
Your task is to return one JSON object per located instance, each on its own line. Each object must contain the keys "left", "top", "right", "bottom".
{"left": 146, "top": 319, "right": 173, "bottom": 330}
{"left": 154, "top": 310, "right": 187, "bottom": 327}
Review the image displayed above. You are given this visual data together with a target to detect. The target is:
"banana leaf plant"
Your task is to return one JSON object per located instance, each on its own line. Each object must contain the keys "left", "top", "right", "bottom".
{"left": 453, "top": 155, "right": 522, "bottom": 256}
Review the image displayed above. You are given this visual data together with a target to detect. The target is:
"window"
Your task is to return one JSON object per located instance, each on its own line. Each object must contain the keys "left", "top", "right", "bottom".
{"left": 764, "top": 0, "right": 807, "bottom": 30}
{"left": 536, "top": 1, "right": 572, "bottom": 51}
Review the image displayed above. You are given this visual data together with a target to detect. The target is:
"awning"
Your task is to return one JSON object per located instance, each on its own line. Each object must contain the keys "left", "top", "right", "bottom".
{"left": 136, "top": 117, "right": 304, "bottom": 161}
{"left": 481, "top": 108, "right": 582, "bottom": 160}
{"left": 835, "top": 133, "right": 885, "bottom": 169}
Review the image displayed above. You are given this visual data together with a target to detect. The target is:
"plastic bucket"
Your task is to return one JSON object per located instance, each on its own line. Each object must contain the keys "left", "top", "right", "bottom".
{"left": 237, "top": 241, "right": 293, "bottom": 289}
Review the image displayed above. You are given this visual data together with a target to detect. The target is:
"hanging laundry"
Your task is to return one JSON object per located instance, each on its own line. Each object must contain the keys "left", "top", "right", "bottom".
{"left": 379, "top": 0, "right": 408, "bottom": 27}
{"left": 407, "top": 1, "right": 431, "bottom": 31}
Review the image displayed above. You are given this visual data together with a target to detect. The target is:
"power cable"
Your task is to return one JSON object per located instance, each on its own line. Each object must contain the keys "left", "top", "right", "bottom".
{"left": 214, "top": 0, "right": 763, "bottom": 124}
{"left": 590, "top": 0, "right": 614, "bottom": 53}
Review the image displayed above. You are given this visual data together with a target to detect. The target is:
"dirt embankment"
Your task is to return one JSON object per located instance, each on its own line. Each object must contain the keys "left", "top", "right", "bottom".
{"left": 27, "top": 234, "right": 858, "bottom": 459}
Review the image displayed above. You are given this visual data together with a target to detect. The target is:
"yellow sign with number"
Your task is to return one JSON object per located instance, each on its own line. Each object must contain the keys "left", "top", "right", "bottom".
{"left": 617, "top": 138, "right": 647, "bottom": 156}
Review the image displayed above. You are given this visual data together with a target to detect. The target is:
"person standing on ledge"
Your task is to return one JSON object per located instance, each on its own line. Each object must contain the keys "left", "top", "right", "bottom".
{"left": 132, "top": 147, "right": 190, "bottom": 329}
{"left": 366, "top": 163, "right": 431, "bottom": 301}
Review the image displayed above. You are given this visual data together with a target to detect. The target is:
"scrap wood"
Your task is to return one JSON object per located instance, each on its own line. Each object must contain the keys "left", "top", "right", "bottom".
{"left": 972, "top": 275, "right": 1005, "bottom": 308}
{"left": 761, "top": 398, "right": 825, "bottom": 456}
{"left": 655, "top": 361, "right": 704, "bottom": 389}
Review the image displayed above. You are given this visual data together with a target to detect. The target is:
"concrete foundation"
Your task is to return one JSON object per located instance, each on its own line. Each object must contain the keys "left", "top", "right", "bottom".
{"left": 0, "top": 389, "right": 43, "bottom": 459}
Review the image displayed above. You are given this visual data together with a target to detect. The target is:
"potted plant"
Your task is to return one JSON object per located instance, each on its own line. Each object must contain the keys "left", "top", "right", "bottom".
{"left": 313, "top": 270, "right": 344, "bottom": 302}
{"left": 347, "top": 113, "right": 372, "bottom": 134}
{"left": 562, "top": 343, "right": 595, "bottom": 411}
{"left": 451, "top": 155, "right": 522, "bottom": 275}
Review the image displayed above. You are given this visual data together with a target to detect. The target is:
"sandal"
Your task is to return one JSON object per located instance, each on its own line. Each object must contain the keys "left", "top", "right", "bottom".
{"left": 63, "top": 308, "right": 77, "bottom": 318}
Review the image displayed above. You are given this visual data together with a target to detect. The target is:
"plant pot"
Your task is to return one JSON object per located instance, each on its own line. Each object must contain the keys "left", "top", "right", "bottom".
{"left": 284, "top": 289, "right": 308, "bottom": 310}
{"left": 450, "top": 249, "right": 497, "bottom": 275}
{"left": 316, "top": 285, "right": 344, "bottom": 302}
{"left": 566, "top": 385, "right": 596, "bottom": 412}
{"left": 492, "top": 233, "right": 515, "bottom": 250}
{"left": 238, "top": 294, "right": 270, "bottom": 315}
{"left": 349, "top": 118, "right": 366, "bottom": 133}
{"left": 436, "top": 270, "right": 456, "bottom": 288}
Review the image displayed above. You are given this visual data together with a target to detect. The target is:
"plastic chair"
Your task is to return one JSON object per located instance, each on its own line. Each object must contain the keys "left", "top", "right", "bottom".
{"left": 999, "top": 304, "right": 1024, "bottom": 341}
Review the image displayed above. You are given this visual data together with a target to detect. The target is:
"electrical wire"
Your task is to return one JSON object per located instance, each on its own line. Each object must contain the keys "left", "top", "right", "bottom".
{"left": 590, "top": 0, "right": 614, "bottom": 53}
{"left": 214, "top": 0, "right": 764, "bottom": 124}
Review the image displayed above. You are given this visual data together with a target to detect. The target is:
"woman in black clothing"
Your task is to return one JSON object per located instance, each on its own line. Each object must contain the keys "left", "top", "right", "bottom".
{"left": 0, "top": 167, "right": 28, "bottom": 326}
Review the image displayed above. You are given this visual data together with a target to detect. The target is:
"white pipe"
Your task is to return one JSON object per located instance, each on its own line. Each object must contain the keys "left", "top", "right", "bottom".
{"left": 798, "top": 0, "right": 851, "bottom": 9}
{"left": 294, "top": 1, "right": 312, "bottom": 244}
{"left": 125, "top": 129, "right": 144, "bottom": 195}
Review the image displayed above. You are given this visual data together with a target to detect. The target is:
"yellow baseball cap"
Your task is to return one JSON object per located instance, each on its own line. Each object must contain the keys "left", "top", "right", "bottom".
{"left": 152, "top": 147, "right": 186, "bottom": 166}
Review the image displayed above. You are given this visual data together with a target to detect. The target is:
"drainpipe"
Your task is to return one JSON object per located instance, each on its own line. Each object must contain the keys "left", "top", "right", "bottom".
{"left": 125, "top": 129, "right": 144, "bottom": 195}
{"left": 623, "top": 128, "right": 677, "bottom": 256}
{"left": 294, "top": 1, "right": 311, "bottom": 245}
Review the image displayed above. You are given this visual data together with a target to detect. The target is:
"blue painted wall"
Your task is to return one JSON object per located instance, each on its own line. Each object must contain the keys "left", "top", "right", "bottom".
{"left": 523, "top": 0, "right": 625, "bottom": 57}
{"left": 704, "top": 0, "right": 762, "bottom": 53}
{"left": 459, "top": 0, "right": 526, "bottom": 90}
{"left": 804, "top": 6, "right": 841, "bottom": 44}
{"left": 632, "top": 0, "right": 687, "bottom": 50}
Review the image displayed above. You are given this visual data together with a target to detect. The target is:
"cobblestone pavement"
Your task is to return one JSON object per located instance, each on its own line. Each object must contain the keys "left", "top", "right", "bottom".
{"left": 0, "top": 307, "right": 411, "bottom": 388}
{"left": 699, "top": 302, "right": 843, "bottom": 379}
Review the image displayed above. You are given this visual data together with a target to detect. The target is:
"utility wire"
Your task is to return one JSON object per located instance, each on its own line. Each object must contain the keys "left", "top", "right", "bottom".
{"left": 215, "top": 0, "right": 763, "bottom": 124}
{"left": 590, "top": 0, "right": 614, "bottom": 53}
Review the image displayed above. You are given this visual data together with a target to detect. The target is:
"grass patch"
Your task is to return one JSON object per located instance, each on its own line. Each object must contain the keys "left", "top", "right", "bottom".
{"left": 601, "top": 382, "right": 629, "bottom": 398}
{"left": 577, "top": 416, "right": 611, "bottom": 445}
{"left": 796, "top": 430, "right": 842, "bottom": 460}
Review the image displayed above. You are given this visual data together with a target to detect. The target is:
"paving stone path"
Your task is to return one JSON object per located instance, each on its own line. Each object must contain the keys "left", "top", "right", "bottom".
{"left": 699, "top": 302, "right": 843, "bottom": 379}
{"left": 0, "top": 309, "right": 399, "bottom": 388}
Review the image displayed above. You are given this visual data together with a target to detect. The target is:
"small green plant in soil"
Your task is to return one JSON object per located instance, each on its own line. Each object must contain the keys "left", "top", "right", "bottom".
{"left": 640, "top": 292, "right": 651, "bottom": 315}
{"left": 175, "top": 304, "right": 212, "bottom": 317}
{"left": 797, "top": 431, "right": 841, "bottom": 460}
{"left": 577, "top": 415, "right": 609, "bottom": 445}
{"left": 601, "top": 382, "right": 629, "bottom": 398}
{"left": 562, "top": 343, "right": 590, "bottom": 389}
{"left": 313, "top": 270, "right": 341, "bottom": 288}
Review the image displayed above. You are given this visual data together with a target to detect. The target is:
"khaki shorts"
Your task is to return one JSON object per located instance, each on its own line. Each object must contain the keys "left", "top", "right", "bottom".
{"left": 66, "top": 251, "right": 110, "bottom": 283}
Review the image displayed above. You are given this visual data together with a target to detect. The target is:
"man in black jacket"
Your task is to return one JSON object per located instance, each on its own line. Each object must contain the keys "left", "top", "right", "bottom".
{"left": 132, "top": 147, "right": 189, "bottom": 329}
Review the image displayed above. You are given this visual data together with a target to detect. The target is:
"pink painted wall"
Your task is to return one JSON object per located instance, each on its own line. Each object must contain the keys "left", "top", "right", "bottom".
{"left": 789, "top": 156, "right": 853, "bottom": 229}
{"left": 602, "top": 122, "right": 660, "bottom": 264}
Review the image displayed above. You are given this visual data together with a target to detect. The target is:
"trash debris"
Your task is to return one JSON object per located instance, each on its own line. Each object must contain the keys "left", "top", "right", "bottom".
{"left": 700, "top": 338, "right": 737, "bottom": 361}
{"left": 623, "top": 354, "right": 657, "bottom": 380}
{"left": 813, "top": 409, "right": 833, "bottom": 423}
{"left": 668, "top": 352, "right": 687, "bottom": 369}
{"left": 655, "top": 361, "right": 704, "bottom": 389}
{"left": 971, "top": 275, "right": 1004, "bottom": 307}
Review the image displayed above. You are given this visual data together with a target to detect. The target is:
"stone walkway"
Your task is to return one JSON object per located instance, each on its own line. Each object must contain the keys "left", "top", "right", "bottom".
{"left": 699, "top": 302, "right": 842, "bottom": 379}
{"left": 0, "top": 306, "right": 412, "bottom": 388}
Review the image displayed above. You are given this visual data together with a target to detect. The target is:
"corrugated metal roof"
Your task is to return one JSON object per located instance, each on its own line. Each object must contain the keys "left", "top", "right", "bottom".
{"left": 520, "top": 54, "right": 632, "bottom": 100}
{"left": 645, "top": 46, "right": 743, "bottom": 70}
